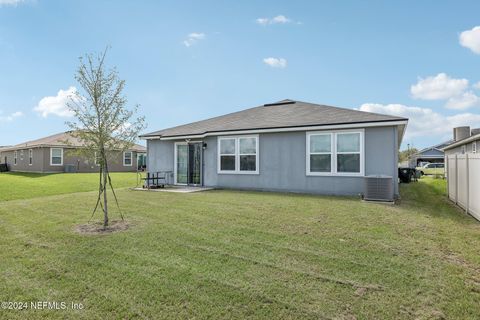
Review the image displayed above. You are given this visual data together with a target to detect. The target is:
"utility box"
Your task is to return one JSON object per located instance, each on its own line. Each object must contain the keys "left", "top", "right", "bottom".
{"left": 364, "top": 175, "right": 394, "bottom": 202}
{"left": 64, "top": 164, "right": 77, "bottom": 173}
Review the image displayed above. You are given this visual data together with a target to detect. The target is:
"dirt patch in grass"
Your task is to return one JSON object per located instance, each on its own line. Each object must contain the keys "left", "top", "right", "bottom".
{"left": 74, "top": 220, "right": 130, "bottom": 235}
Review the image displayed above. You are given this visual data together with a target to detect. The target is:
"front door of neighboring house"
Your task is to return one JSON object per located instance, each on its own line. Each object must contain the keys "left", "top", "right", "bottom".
{"left": 175, "top": 142, "right": 202, "bottom": 186}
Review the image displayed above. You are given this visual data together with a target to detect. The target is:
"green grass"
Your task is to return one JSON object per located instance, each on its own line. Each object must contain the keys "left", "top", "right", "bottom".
{"left": 0, "top": 175, "right": 479, "bottom": 319}
{"left": 0, "top": 172, "right": 143, "bottom": 201}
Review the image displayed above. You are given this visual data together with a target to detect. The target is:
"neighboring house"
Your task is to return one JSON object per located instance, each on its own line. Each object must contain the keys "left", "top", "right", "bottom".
{"left": 140, "top": 99, "right": 408, "bottom": 199}
{"left": 408, "top": 140, "right": 454, "bottom": 167}
{"left": 443, "top": 127, "right": 480, "bottom": 156}
{"left": 443, "top": 126, "right": 480, "bottom": 221}
{"left": 0, "top": 131, "right": 146, "bottom": 173}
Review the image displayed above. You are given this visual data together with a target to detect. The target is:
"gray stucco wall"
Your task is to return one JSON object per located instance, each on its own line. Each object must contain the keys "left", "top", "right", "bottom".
{"left": 1, "top": 147, "right": 143, "bottom": 173}
{"left": 0, "top": 148, "right": 45, "bottom": 172}
{"left": 444, "top": 138, "right": 479, "bottom": 156}
{"left": 147, "top": 139, "right": 174, "bottom": 172}
{"left": 146, "top": 126, "right": 399, "bottom": 196}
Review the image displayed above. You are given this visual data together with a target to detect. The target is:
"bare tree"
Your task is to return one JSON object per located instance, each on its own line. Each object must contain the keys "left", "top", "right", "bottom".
{"left": 66, "top": 48, "right": 146, "bottom": 228}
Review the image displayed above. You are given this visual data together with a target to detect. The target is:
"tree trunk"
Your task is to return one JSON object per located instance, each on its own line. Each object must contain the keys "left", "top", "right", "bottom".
{"left": 103, "top": 166, "right": 108, "bottom": 228}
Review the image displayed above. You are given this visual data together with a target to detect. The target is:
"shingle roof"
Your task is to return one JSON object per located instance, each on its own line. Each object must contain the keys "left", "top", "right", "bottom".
{"left": 442, "top": 132, "right": 480, "bottom": 151}
{"left": 1, "top": 131, "right": 146, "bottom": 152}
{"left": 141, "top": 99, "right": 407, "bottom": 138}
{"left": 415, "top": 140, "right": 455, "bottom": 155}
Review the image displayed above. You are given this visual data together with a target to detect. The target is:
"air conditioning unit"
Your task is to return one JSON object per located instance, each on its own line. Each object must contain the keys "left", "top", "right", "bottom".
{"left": 363, "top": 175, "right": 393, "bottom": 202}
{"left": 64, "top": 164, "right": 77, "bottom": 173}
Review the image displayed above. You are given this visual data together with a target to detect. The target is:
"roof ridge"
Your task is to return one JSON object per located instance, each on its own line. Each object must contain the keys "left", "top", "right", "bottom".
{"left": 294, "top": 100, "right": 407, "bottom": 120}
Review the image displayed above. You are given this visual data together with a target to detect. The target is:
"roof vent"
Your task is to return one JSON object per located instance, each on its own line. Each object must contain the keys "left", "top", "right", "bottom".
{"left": 263, "top": 100, "right": 296, "bottom": 107}
{"left": 363, "top": 176, "right": 393, "bottom": 202}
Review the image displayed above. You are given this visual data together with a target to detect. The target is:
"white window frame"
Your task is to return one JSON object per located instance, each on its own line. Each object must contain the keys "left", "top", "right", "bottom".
{"left": 50, "top": 148, "right": 63, "bottom": 166}
{"left": 14, "top": 151, "right": 17, "bottom": 165}
{"left": 217, "top": 135, "right": 259, "bottom": 175}
{"left": 472, "top": 142, "right": 477, "bottom": 154}
{"left": 306, "top": 129, "right": 365, "bottom": 177}
{"left": 29, "top": 149, "right": 33, "bottom": 166}
{"left": 123, "top": 151, "right": 133, "bottom": 166}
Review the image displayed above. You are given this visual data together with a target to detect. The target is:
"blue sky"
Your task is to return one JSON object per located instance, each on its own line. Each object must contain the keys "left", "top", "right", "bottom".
{"left": 1, "top": 0, "right": 480, "bottom": 150}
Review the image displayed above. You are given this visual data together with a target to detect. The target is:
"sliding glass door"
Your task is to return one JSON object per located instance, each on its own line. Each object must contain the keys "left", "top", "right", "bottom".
{"left": 176, "top": 144, "right": 188, "bottom": 184}
{"left": 176, "top": 142, "right": 202, "bottom": 185}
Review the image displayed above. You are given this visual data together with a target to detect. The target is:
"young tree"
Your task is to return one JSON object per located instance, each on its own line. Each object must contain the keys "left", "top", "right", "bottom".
{"left": 399, "top": 147, "right": 418, "bottom": 163}
{"left": 66, "top": 48, "right": 146, "bottom": 228}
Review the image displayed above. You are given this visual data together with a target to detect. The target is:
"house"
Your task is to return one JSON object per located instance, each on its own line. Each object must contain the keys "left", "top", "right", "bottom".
{"left": 443, "top": 126, "right": 480, "bottom": 156}
{"left": 0, "top": 131, "right": 146, "bottom": 173}
{"left": 140, "top": 100, "right": 408, "bottom": 199}
{"left": 408, "top": 140, "right": 454, "bottom": 167}
{"left": 443, "top": 126, "right": 480, "bottom": 221}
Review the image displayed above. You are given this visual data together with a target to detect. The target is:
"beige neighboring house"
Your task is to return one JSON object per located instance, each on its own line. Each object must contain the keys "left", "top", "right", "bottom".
{"left": 0, "top": 131, "right": 146, "bottom": 173}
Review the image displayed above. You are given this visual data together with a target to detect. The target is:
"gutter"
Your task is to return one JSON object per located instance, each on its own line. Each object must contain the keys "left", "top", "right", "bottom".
{"left": 441, "top": 133, "right": 480, "bottom": 151}
{"left": 140, "top": 120, "right": 408, "bottom": 141}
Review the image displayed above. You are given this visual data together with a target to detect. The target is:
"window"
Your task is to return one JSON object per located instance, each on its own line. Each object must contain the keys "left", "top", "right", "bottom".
{"left": 307, "top": 130, "right": 364, "bottom": 176}
{"left": 473, "top": 142, "right": 477, "bottom": 154}
{"left": 337, "top": 133, "right": 361, "bottom": 173}
{"left": 309, "top": 133, "right": 332, "bottom": 173}
{"left": 219, "top": 138, "right": 236, "bottom": 171}
{"left": 218, "top": 135, "right": 259, "bottom": 174}
{"left": 20, "top": 150, "right": 24, "bottom": 161}
{"left": 123, "top": 151, "right": 132, "bottom": 166}
{"left": 50, "top": 148, "right": 63, "bottom": 166}
{"left": 29, "top": 149, "right": 33, "bottom": 166}
{"left": 14, "top": 151, "right": 17, "bottom": 165}
{"left": 239, "top": 137, "right": 257, "bottom": 171}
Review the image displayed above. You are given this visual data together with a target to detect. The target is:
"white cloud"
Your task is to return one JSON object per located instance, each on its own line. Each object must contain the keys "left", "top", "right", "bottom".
{"left": 263, "top": 57, "right": 287, "bottom": 68}
{"left": 359, "top": 103, "right": 480, "bottom": 141}
{"left": 34, "top": 86, "right": 76, "bottom": 118}
{"left": 410, "top": 73, "right": 469, "bottom": 100}
{"left": 445, "top": 91, "right": 480, "bottom": 110}
{"left": 410, "top": 73, "right": 480, "bottom": 110}
{"left": 474, "top": 81, "right": 480, "bottom": 90}
{"left": 183, "top": 32, "right": 205, "bottom": 47}
{"left": 0, "top": 0, "right": 24, "bottom": 6}
{"left": 459, "top": 26, "right": 480, "bottom": 54}
{"left": 256, "top": 18, "right": 269, "bottom": 25}
{"left": 271, "top": 15, "right": 290, "bottom": 24}
{"left": 256, "top": 15, "right": 291, "bottom": 25}
{"left": 0, "top": 110, "right": 23, "bottom": 122}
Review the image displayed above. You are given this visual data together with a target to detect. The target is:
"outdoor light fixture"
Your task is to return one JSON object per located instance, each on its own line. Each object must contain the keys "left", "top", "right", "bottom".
{"left": 202, "top": 143, "right": 207, "bottom": 150}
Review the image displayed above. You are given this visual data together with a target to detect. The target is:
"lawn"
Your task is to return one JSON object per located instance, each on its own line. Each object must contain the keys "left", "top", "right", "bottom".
{"left": 0, "top": 175, "right": 479, "bottom": 319}
{"left": 0, "top": 172, "right": 142, "bottom": 201}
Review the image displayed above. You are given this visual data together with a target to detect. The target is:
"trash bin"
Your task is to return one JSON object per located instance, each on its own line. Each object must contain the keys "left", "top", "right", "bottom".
{"left": 398, "top": 168, "right": 412, "bottom": 183}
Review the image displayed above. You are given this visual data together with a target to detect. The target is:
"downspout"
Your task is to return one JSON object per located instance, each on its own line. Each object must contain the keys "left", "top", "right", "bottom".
{"left": 201, "top": 142, "right": 205, "bottom": 187}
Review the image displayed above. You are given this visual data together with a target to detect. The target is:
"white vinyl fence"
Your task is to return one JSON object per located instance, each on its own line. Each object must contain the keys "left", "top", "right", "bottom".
{"left": 446, "top": 154, "right": 480, "bottom": 221}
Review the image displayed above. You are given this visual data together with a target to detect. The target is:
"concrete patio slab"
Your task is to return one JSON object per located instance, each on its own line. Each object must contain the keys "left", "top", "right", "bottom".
{"left": 131, "top": 186, "right": 214, "bottom": 193}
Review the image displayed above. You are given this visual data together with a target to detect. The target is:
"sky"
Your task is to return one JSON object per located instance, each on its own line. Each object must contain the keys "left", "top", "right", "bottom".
{"left": 1, "top": 0, "right": 480, "bottom": 150}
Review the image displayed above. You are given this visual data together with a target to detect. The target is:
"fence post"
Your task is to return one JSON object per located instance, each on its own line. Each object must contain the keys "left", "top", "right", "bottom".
{"left": 455, "top": 154, "right": 458, "bottom": 204}
{"left": 446, "top": 155, "right": 449, "bottom": 197}
{"left": 466, "top": 153, "right": 469, "bottom": 214}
